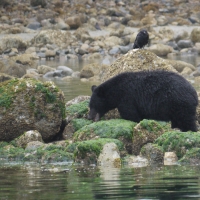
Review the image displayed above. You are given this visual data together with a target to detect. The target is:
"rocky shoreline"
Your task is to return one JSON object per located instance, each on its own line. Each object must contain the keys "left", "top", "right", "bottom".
{"left": 1, "top": 0, "right": 200, "bottom": 167}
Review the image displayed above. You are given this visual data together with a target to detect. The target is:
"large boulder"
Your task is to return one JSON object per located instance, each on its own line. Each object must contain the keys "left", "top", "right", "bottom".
{"left": 101, "top": 49, "right": 177, "bottom": 82}
{"left": 0, "top": 78, "right": 65, "bottom": 142}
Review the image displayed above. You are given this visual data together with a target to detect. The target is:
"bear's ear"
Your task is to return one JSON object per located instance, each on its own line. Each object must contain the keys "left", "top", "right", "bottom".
{"left": 91, "top": 85, "right": 97, "bottom": 92}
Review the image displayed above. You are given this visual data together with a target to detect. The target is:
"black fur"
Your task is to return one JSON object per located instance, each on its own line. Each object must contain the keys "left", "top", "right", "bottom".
{"left": 88, "top": 70, "right": 198, "bottom": 132}
{"left": 133, "top": 30, "right": 149, "bottom": 49}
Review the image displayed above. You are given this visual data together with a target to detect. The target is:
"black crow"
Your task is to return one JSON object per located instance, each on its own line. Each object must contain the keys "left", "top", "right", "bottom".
{"left": 133, "top": 29, "right": 149, "bottom": 49}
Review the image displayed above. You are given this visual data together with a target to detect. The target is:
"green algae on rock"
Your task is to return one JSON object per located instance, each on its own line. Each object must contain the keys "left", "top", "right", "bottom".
{"left": 66, "top": 138, "right": 125, "bottom": 165}
{"left": 0, "top": 142, "right": 73, "bottom": 163}
{"left": 132, "top": 119, "right": 171, "bottom": 155}
{"left": 73, "top": 119, "right": 136, "bottom": 153}
{"left": 62, "top": 118, "right": 93, "bottom": 140}
{"left": 155, "top": 131, "right": 200, "bottom": 159}
{"left": 140, "top": 143, "right": 164, "bottom": 164}
{"left": 179, "top": 148, "right": 200, "bottom": 165}
{"left": 66, "top": 100, "right": 89, "bottom": 122}
{"left": 0, "top": 78, "right": 65, "bottom": 142}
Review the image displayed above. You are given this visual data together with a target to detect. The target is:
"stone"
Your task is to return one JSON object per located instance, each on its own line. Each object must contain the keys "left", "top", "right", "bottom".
{"left": 66, "top": 16, "right": 82, "bottom": 29}
{"left": 37, "top": 65, "right": 55, "bottom": 74}
{"left": 164, "top": 152, "right": 178, "bottom": 165}
{"left": 0, "top": 79, "right": 65, "bottom": 142}
{"left": 191, "top": 28, "right": 200, "bottom": 43}
{"left": 31, "top": 30, "right": 76, "bottom": 48}
{"left": 149, "top": 44, "right": 173, "bottom": 57}
{"left": 15, "top": 130, "right": 43, "bottom": 148}
{"left": 177, "top": 40, "right": 193, "bottom": 49}
{"left": 98, "top": 143, "right": 121, "bottom": 167}
{"left": 101, "top": 49, "right": 177, "bottom": 82}
{"left": 0, "top": 35, "right": 27, "bottom": 51}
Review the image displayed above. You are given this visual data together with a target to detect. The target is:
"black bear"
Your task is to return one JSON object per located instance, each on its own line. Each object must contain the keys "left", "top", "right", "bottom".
{"left": 88, "top": 70, "right": 198, "bottom": 132}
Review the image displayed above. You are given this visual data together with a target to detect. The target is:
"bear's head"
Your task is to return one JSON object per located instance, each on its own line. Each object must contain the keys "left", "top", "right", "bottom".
{"left": 88, "top": 85, "right": 108, "bottom": 121}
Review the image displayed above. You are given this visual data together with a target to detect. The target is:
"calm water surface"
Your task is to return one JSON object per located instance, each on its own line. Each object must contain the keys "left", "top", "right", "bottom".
{"left": 0, "top": 164, "right": 200, "bottom": 200}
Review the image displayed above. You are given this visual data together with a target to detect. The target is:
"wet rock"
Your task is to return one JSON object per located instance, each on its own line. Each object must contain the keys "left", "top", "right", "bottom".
{"left": 57, "top": 66, "right": 73, "bottom": 76}
{"left": 37, "top": 65, "right": 55, "bottom": 74}
{"left": 179, "top": 148, "right": 200, "bottom": 165}
{"left": 73, "top": 119, "right": 136, "bottom": 154}
{"left": 15, "top": 130, "right": 43, "bottom": 148}
{"left": 0, "top": 79, "right": 65, "bottom": 142}
{"left": 177, "top": 40, "right": 193, "bottom": 49}
{"left": 155, "top": 131, "right": 200, "bottom": 159}
{"left": 66, "top": 138, "right": 125, "bottom": 165}
{"left": 63, "top": 118, "right": 92, "bottom": 140}
{"left": 45, "top": 50, "right": 56, "bottom": 59}
{"left": 164, "top": 152, "right": 178, "bottom": 165}
{"left": 125, "top": 155, "right": 149, "bottom": 167}
{"left": 132, "top": 120, "right": 170, "bottom": 155}
{"left": 141, "top": 143, "right": 164, "bottom": 164}
{"left": 98, "top": 143, "right": 121, "bottom": 167}
{"left": 25, "top": 141, "right": 44, "bottom": 151}
{"left": 65, "top": 99, "right": 90, "bottom": 122}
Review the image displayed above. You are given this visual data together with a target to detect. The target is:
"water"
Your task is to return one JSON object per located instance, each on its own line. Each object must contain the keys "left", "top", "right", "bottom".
{"left": 0, "top": 164, "right": 200, "bottom": 200}
{"left": 38, "top": 55, "right": 101, "bottom": 101}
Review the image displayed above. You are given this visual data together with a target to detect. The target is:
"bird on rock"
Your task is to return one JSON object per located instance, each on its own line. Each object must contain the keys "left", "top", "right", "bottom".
{"left": 133, "top": 30, "right": 149, "bottom": 49}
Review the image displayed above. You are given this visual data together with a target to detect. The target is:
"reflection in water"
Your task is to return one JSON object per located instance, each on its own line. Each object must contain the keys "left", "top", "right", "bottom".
{"left": 53, "top": 78, "right": 100, "bottom": 102}
{"left": 38, "top": 56, "right": 102, "bottom": 102}
{"left": 0, "top": 164, "right": 200, "bottom": 200}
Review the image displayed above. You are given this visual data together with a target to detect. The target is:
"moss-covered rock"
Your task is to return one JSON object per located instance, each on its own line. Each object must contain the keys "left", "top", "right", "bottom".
{"left": 179, "top": 148, "right": 200, "bottom": 165}
{"left": 31, "top": 144, "right": 73, "bottom": 163}
{"left": 155, "top": 131, "right": 200, "bottom": 158}
{"left": 66, "top": 138, "right": 125, "bottom": 165}
{"left": 66, "top": 100, "right": 89, "bottom": 122}
{"left": 140, "top": 143, "right": 164, "bottom": 164}
{"left": 0, "top": 144, "right": 25, "bottom": 161}
{"left": 0, "top": 142, "right": 73, "bottom": 163}
{"left": 132, "top": 119, "right": 171, "bottom": 155}
{"left": 14, "top": 130, "right": 44, "bottom": 149}
{"left": 0, "top": 78, "right": 65, "bottom": 142}
{"left": 73, "top": 119, "right": 136, "bottom": 153}
{"left": 62, "top": 118, "right": 93, "bottom": 140}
